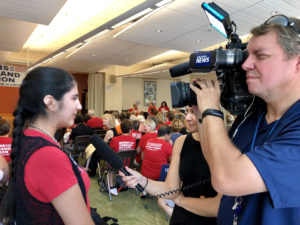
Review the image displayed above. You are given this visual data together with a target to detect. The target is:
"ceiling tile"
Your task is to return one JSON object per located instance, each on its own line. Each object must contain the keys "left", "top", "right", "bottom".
{"left": 0, "top": 0, "right": 66, "bottom": 25}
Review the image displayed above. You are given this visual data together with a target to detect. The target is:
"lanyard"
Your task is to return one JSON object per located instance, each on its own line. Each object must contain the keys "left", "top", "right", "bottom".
{"left": 233, "top": 112, "right": 280, "bottom": 225}
{"left": 250, "top": 112, "right": 280, "bottom": 152}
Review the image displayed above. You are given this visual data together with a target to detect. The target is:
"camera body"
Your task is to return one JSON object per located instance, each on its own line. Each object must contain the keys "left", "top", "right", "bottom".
{"left": 170, "top": 43, "right": 251, "bottom": 115}
{"left": 170, "top": 3, "right": 253, "bottom": 115}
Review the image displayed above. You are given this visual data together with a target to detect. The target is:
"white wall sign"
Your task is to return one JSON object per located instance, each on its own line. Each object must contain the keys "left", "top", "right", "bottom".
{"left": 0, "top": 65, "right": 26, "bottom": 87}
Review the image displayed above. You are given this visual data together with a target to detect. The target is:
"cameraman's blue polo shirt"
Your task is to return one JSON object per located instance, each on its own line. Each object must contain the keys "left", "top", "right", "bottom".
{"left": 218, "top": 100, "right": 300, "bottom": 225}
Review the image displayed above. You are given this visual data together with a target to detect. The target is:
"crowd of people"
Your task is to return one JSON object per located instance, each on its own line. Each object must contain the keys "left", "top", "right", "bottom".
{"left": 1, "top": 14, "right": 300, "bottom": 225}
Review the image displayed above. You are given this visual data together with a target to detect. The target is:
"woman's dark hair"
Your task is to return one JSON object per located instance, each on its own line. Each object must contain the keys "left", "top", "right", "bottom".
{"left": 132, "top": 120, "right": 140, "bottom": 131}
{"left": 157, "top": 125, "right": 171, "bottom": 137}
{"left": 161, "top": 101, "right": 168, "bottom": 107}
{"left": 166, "top": 112, "right": 174, "bottom": 121}
{"left": 0, "top": 67, "right": 76, "bottom": 224}
{"left": 0, "top": 118, "right": 10, "bottom": 136}
{"left": 119, "top": 111, "right": 130, "bottom": 121}
{"left": 120, "top": 119, "right": 133, "bottom": 134}
{"left": 74, "top": 113, "right": 85, "bottom": 124}
{"left": 84, "top": 114, "right": 91, "bottom": 123}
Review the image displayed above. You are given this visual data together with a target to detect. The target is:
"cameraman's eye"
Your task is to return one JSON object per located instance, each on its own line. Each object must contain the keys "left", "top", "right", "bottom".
{"left": 256, "top": 54, "right": 268, "bottom": 60}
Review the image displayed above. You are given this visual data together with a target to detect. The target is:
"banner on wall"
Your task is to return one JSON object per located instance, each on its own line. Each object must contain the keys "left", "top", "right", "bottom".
{"left": 0, "top": 65, "right": 26, "bottom": 87}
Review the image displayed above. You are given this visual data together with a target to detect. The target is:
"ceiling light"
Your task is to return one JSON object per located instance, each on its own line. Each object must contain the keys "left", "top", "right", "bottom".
{"left": 111, "top": 8, "right": 153, "bottom": 29}
{"left": 65, "top": 42, "right": 84, "bottom": 52}
{"left": 23, "top": 0, "right": 144, "bottom": 52}
{"left": 155, "top": 0, "right": 173, "bottom": 7}
{"left": 52, "top": 52, "right": 65, "bottom": 59}
{"left": 113, "top": 3, "right": 170, "bottom": 38}
{"left": 65, "top": 42, "right": 90, "bottom": 59}
{"left": 157, "top": 29, "right": 162, "bottom": 33}
{"left": 27, "top": 62, "right": 42, "bottom": 72}
{"left": 41, "top": 58, "right": 53, "bottom": 64}
{"left": 153, "top": 50, "right": 179, "bottom": 58}
{"left": 84, "top": 29, "right": 111, "bottom": 42}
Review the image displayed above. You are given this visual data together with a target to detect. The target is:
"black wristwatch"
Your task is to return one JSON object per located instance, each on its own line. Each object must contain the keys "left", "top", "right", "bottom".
{"left": 199, "top": 109, "right": 224, "bottom": 123}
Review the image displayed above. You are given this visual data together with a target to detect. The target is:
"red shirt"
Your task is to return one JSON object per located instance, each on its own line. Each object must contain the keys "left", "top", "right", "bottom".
{"left": 24, "top": 130, "right": 90, "bottom": 209}
{"left": 138, "top": 132, "right": 158, "bottom": 150}
{"left": 129, "top": 107, "right": 138, "bottom": 115}
{"left": 130, "top": 130, "right": 142, "bottom": 140}
{"left": 0, "top": 136, "right": 12, "bottom": 162}
{"left": 87, "top": 117, "right": 103, "bottom": 128}
{"left": 136, "top": 132, "right": 158, "bottom": 163}
{"left": 164, "top": 121, "right": 172, "bottom": 126}
{"left": 148, "top": 105, "right": 157, "bottom": 113}
{"left": 158, "top": 106, "right": 170, "bottom": 112}
{"left": 141, "top": 138, "right": 172, "bottom": 180}
{"left": 109, "top": 135, "right": 136, "bottom": 152}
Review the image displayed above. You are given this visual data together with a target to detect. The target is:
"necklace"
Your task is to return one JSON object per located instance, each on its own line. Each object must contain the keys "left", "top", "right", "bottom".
{"left": 29, "top": 122, "right": 59, "bottom": 146}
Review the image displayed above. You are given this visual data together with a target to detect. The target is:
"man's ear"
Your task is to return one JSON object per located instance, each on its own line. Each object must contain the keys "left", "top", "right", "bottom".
{"left": 43, "top": 95, "right": 57, "bottom": 111}
{"left": 295, "top": 55, "right": 300, "bottom": 73}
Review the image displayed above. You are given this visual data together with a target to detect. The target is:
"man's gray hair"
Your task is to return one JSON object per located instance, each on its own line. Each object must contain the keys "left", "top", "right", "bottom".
{"left": 251, "top": 16, "right": 300, "bottom": 59}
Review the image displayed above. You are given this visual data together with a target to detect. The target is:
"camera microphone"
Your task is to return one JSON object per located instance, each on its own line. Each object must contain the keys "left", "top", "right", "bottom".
{"left": 169, "top": 61, "right": 191, "bottom": 77}
{"left": 90, "top": 134, "right": 147, "bottom": 195}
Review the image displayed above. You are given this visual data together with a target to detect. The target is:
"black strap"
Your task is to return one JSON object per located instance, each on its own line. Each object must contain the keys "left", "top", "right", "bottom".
{"left": 199, "top": 108, "right": 224, "bottom": 123}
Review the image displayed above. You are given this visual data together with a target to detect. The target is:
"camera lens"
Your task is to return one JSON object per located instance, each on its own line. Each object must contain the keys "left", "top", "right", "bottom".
{"left": 170, "top": 82, "right": 197, "bottom": 107}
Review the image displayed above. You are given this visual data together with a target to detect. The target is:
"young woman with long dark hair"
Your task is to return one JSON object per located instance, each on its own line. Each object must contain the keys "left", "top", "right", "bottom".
{"left": 0, "top": 67, "right": 94, "bottom": 225}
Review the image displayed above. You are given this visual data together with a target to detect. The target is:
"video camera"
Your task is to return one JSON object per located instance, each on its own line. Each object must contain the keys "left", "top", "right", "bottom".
{"left": 170, "top": 2, "right": 253, "bottom": 115}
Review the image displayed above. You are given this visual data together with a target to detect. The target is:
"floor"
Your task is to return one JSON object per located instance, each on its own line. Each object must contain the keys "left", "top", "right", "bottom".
{"left": 88, "top": 176, "right": 169, "bottom": 225}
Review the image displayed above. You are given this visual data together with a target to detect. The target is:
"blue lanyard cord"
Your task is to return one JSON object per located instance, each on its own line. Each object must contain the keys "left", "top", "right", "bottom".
{"left": 250, "top": 112, "right": 280, "bottom": 152}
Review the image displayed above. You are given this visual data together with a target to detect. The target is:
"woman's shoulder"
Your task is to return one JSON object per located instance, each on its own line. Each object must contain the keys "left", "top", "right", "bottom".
{"left": 29, "top": 145, "right": 69, "bottom": 164}
{"left": 172, "top": 134, "right": 187, "bottom": 155}
{"left": 176, "top": 134, "right": 187, "bottom": 142}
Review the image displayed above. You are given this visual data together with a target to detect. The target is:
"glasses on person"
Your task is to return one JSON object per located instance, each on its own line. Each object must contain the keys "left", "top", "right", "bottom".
{"left": 264, "top": 14, "right": 300, "bottom": 36}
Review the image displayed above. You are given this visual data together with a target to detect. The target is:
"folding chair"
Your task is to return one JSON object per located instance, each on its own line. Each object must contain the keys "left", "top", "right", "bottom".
{"left": 93, "top": 128, "right": 106, "bottom": 136}
{"left": 143, "top": 164, "right": 170, "bottom": 209}
{"left": 158, "top": 164, "right": 173, "bottom": 220}
{"left": 100, "top": 149, "right": 136, "bottom": 201}
{"left": 72, "top": 135, "right": 91, "bottom": 164}
{"left": 158, "top": 164, "right": 169, "bottom": 182}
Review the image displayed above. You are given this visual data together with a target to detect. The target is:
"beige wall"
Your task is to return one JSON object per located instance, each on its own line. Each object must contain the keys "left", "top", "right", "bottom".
{"left": 103, "top": 71, "right": 217, "bottom": 113}
{"left": 104, "top": 73, "right": 123, "bottom": 112}
{"left": 122, "top": 78, "right": 175, "bottom": 112}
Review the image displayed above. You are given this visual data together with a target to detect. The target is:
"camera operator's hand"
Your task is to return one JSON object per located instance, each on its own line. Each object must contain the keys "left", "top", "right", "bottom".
{"left": 190, "top": 79, "right": 221, "bottom": 114}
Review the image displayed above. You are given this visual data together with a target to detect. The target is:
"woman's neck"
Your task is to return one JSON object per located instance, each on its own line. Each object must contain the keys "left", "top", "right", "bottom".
{"left": 31, "top": 118, "right": 57, "bottom": 137}
{"left": 192, "top": 132, "right": 200, "bottom": 141}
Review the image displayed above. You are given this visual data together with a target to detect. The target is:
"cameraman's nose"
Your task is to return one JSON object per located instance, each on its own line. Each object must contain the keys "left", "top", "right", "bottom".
{"left": 242, "top": 55, "right": 254, "bottom": 71}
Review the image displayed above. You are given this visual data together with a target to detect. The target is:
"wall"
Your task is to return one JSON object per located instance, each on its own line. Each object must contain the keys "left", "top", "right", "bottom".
{"left": 0, "top": 72, "right": 88, "bottom": 115}
{"left": 104, "top": 74, "right": 123, "bottom": 112}
{"left": 0, "top": 86, "right": 19, "bottom": 114}
{"left": 122, "top": 77, "right": 183, "bottom": 112}
{"left": 73, "top": 73, "right": 88, "bottom": 113}
{"left": 122, "top": 78, "right": 144, "bottom": 111}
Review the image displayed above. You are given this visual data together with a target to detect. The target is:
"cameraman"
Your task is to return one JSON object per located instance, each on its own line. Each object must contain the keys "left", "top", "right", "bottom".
{"left": 190, "top": 15, "right": 300, "bottom": 225}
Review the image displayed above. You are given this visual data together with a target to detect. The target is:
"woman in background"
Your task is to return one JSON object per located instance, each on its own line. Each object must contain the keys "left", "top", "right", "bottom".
{"left": 148, "top": 102, "right": 157, "bottom": 115}
{"left": 170, "top": 119, "right": 186, "bottom": 146}
{"left": 0, "top": 118, "right": 12, "bottom": 164}
{"left": 88, "top": 113, "right": 119, "bottom": 176}
{"left": 129, "top": 103, "right": 138, "bottom": 116}
{"left": 102, "top": 113, "right": 117, "bottom": 143}
{"left": 121, "top": 106, "right": 221, "bottom": 225}
{"left": 0, "top": 67, "right": 94, "bottom": 225}
{"left": 159, "top": 101, "right": 170, "bottom": 113}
